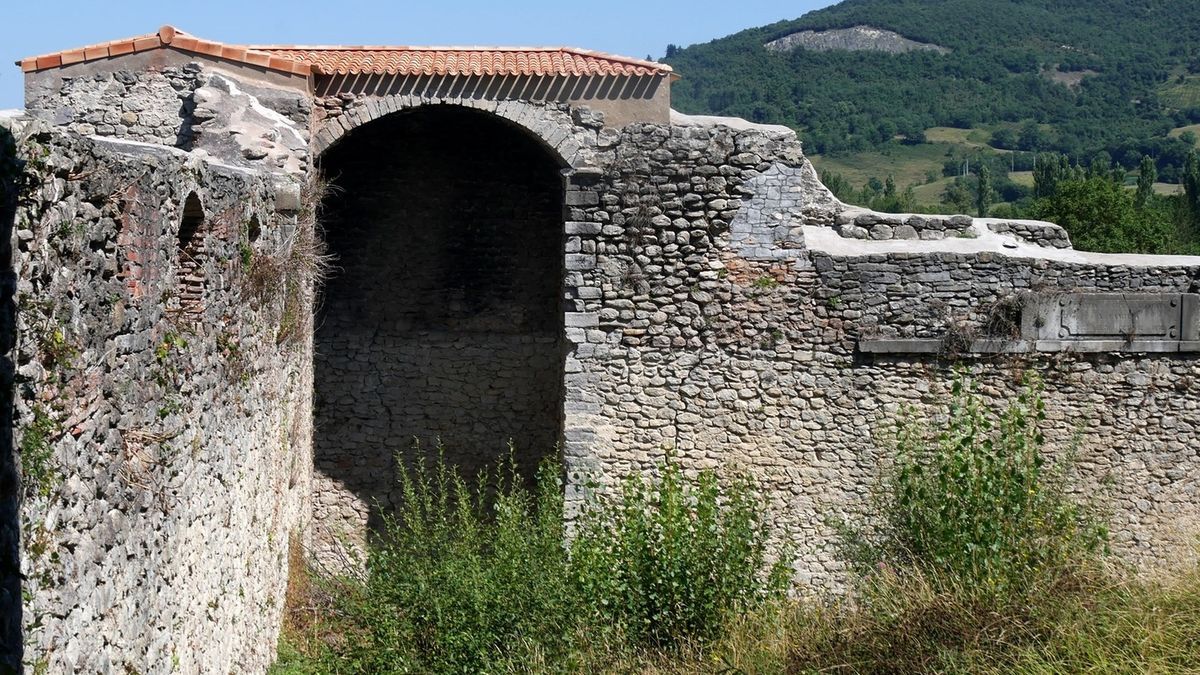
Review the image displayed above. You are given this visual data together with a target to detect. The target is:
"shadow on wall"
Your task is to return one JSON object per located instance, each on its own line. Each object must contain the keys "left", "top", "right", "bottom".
{"left": 312, "top": 105, "right": 566, "bottom": 544}
{"left": 315, "top": 73, "right": 663, "bottom": 102}
{"left": 0, "top": 127, "right": 23, "bottom": 669}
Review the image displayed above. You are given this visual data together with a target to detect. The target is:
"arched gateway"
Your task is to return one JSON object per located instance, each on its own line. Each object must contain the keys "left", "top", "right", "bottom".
{"left": 293, "top": 47, "right": 676, "bottom": 560}
{"left": 311, "top": 104, "right": 572, "bottom": 556}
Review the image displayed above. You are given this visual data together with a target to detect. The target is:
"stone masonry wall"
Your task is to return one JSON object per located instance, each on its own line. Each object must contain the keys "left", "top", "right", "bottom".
{"left": 25, "top": 57, "right": 313, "bottom": 177}
{"left": 560, "top": 114, "right": 1200, "bottom": 589}
{"left": 24, "top": 63, "right": 203, "bottom": 146}
{"left": 8, "top": 59, "right": 1200, "bottom": 671}
{"left": 4, "top": 120, "right": 314, "bottom": 672}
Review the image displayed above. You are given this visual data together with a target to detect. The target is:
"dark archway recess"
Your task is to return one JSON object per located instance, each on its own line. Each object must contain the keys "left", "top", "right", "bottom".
{"left": 314, "top": 106, "right": 565, "bottom": 524}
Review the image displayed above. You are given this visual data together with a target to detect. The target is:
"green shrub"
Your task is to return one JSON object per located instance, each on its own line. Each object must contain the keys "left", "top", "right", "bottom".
{"left": 571, "top": 450, "right": 791, "bottom": 648}
{"left": 20, "top": 405, "right": 59, "bottom": 499}
{"left": 327, "top": 454, "right": 578, "bottom": 673}
{"left": 275, "top": 450, "right": 790, "bottom": 672}
{"left": 846, "top": 374, "right": 1107, "bottom": 599}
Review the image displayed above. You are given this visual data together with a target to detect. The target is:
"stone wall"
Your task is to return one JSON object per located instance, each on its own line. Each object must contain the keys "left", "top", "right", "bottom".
{"left": 4, "top": 120, "right": 314, "bottom": 672}
{"left": 24, "top": 60, "right": 202, "bottom": 146}
{"left": 558, "top": 113, "right": 1200, "bottom": 589}
{"left": 25, "top": 55, "right": 312, "bottom": 177}
{"left": 7, "top": 63, "right": 1200, "bottom": 670}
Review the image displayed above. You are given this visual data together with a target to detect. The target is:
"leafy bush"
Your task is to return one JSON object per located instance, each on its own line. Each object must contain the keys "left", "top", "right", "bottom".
{"left": 572, "top": 451, "right": 790, "bottom": 647}
{"left": 320, "top": 455, "right": 577, "bottom": 672}
{"left": 846, "top": 374, "right": 1107, "bottom": 598}
{"left": 276, "top": 450, "right": 789, "bottom": 672}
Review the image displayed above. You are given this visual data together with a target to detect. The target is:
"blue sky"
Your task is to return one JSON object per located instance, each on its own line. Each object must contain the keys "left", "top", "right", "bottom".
{"left": 0, "top": 0, "right": 836, "bottom": 110}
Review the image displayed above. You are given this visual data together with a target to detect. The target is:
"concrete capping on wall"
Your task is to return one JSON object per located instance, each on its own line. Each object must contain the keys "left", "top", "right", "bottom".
{"left": 310, "top": 95, "right": 596, "bottom": 169}
{"left": 861, "top": 293, "right": 1200, "bottom": 355}
{"left": 804, "top": 223, "right": 1200, "bottom": 267}
{"left": 860, "top": 338, "right": 1200, "bottom": 354}
{"left": 833, "top": 207, "right": 1071, "bottom": 249}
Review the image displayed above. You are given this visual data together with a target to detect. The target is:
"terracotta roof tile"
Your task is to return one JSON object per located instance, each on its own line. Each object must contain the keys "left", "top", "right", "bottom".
{"left": 259, "top": 46, "right": 671, "bottom": 77}
{"left": 17, "top": 26, "right": 305, "bottom": 76}
{"left": 16, "top": 25, "right": 673, "bottom": 80}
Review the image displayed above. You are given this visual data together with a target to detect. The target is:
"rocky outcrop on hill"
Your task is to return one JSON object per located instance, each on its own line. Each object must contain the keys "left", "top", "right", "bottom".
{"left": 764, "top": 25, "right": 950, "bottom": 55}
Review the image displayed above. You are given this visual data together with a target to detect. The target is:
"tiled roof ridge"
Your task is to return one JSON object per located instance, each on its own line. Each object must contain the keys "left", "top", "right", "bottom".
{"left": 17, "top": 25, "right": 674, "bottom": 78}
{"left": 254, "top": 45, "right": 672, "bottom": 72}
{"left": 18, "top": 26, "right": 312, "bottom": 76}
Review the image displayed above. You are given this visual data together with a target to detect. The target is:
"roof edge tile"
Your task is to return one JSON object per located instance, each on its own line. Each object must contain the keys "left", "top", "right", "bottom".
{"left": 15, "top": 25, "right": 312, "bottom": 77}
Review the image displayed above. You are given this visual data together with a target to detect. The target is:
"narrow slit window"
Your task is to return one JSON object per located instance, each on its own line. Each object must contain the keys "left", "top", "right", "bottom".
{"left": 177, "top": 192, "right": 207, "bottom": 313}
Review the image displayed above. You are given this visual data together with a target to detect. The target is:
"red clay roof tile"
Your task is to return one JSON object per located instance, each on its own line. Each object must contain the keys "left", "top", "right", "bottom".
{"left": 259, "top": 46, "right": 670, "bottom": 77}
{"left": 16, "top": 25, "right": 673, "bottom": 80}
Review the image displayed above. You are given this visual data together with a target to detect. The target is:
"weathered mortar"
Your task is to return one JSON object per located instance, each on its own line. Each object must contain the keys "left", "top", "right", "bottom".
{"left": 555, "top": 112, "right": 1200, "bottom": 589}
{"left": 303, "top": 95, "right": 1200, "bottom": 593}
{"left": 5, "top": 120, "right": 314, "bottom": 672}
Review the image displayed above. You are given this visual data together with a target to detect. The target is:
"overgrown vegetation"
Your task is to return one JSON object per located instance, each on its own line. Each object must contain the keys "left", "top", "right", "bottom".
{"left": 273, "top": 452, "right": 785, "bottom": 673}
{"left": 842, "top": 375, "right": 1106, "bottom": 598}
{"left": 19, "top": 404, "right": 60, "bottom": 500}
{"left": 242, "top": 175, "right": 332, "bottom": 346}
{"left": 275, "top": 378, "right": 1200, "bottom": 673}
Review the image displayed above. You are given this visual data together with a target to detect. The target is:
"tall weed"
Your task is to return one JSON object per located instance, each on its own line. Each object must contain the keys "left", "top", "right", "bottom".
{"left": 845, "top": 374, "right": 1106, "bottom": 599}
{"left": 572, "top": 451, "right": 791, "bottom": 647}
{"left": 276, "top": 449, "right": 789, "bottom": 672}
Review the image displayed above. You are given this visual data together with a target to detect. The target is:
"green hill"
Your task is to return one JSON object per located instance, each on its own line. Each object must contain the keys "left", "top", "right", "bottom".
{"left": 663, "top": 0, "right": 1200, "bottom": 190}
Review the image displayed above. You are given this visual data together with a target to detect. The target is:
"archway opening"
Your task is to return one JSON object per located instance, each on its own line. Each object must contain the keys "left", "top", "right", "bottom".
{"left": 313, "top": 106, "right": 566, "bottom": 547}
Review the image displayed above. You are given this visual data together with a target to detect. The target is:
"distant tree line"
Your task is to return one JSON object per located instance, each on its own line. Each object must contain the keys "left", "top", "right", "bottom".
{"left": 823, "top": 148, "right": 1200, "bottom": 254}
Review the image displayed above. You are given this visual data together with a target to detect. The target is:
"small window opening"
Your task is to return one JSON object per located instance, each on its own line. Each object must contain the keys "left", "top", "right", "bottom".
{"left": 247, "top": 214, "right": 262, "bottom": 243}
{"left": 177, "top": 192, "right": 207, "bottom": 314}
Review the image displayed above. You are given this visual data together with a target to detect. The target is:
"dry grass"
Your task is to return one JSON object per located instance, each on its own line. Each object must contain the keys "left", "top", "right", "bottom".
{"left": 243, "top": 173, "right": 334, "bottom": 347}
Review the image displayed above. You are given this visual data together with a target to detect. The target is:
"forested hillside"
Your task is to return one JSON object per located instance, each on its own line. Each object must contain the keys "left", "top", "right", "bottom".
{"left": 664, "top": 0, "right": 1200, "bottom": 180}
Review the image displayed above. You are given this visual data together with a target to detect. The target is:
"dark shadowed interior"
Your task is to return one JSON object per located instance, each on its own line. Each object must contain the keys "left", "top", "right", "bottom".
{"left": 314, "top": 106, "right": 565, "bottom": 529}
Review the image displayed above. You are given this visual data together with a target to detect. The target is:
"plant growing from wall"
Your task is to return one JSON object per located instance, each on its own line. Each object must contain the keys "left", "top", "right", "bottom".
{"left": 843, "top": 373, "right": 1107, "bottom": 599}
{"left": 751, "top": 275, "right": 780, "bottom": 291}
{"left": 19, "top": 404, "right": 60, "bottom": 500}
{"left": 242, "top": 176, "right": 331, "bottom": 347}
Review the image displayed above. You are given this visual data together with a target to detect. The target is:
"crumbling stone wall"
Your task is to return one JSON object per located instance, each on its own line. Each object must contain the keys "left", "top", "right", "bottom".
{"left": 5, "top": 120, "right": 313, "bottom": 672}
{"left": 24, "top": 63, "right": 203, "bottom": 146}
{"left": 7, "top": 66, "right": 1200, "bottom": 670}
{"left": 557, "top": 115, "right": 1200, "bottom": 588}
{"left": 25, "top": 56, "right": 312, "bottom": 176}
{"left": 306, "top": 98, "right": 1200, "bottom": 589}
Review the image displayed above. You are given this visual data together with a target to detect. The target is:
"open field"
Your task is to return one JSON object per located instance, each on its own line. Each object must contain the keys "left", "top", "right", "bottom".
{"left": 1159, "top": 75, "right": 1200, "bottom": 109}
{"left": 810, "top": 143, "right": 950, "bottom": 191}
{"left": 1169, "top": 124, "right": 1200, "bottom": 148}
{"left": 924, "top": 126, "right": 990, "bottom": 147}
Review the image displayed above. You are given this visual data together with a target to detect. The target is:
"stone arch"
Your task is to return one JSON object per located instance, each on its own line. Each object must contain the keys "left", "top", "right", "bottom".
{"left": 310, "top": 102, "right": 575, "bottom": 564}
{"left": 311, "top": 95, "right": 595, "bottom": 171}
